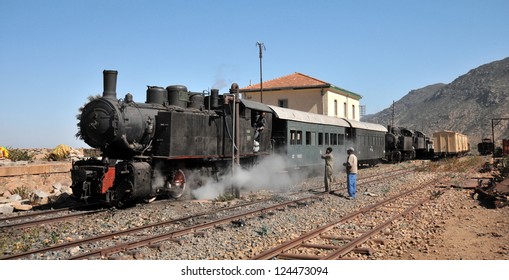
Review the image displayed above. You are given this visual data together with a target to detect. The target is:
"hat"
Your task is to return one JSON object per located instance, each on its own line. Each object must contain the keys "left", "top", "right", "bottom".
{"left": 347, "top": 147, "right": 355, "bottom": 152}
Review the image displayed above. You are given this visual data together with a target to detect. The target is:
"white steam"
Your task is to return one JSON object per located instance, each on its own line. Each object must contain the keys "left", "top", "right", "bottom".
{"left": 191, "top": 154, "right": 308, "bottom": 200}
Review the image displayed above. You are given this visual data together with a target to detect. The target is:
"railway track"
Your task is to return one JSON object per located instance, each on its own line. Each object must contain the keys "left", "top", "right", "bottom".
{"left": 251, "top": 182, "right": 448, "bottom": 260}
{"left": 0, "top": 165, "right": 423, "bottom": 260}
{"left": 0, "top": 166, "right": 415, "bottom": 231}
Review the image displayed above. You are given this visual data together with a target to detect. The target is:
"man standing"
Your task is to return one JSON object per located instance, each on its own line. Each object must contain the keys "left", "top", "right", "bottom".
{"left": 321, "top": 147, "right": 334, "bottom": 192}
{"left": 344, "top": 147, "right": 358, "bottom": 199}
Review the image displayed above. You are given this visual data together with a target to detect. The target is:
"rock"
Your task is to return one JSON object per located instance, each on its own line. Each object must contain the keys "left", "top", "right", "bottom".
{"left": 8, "top": 194, "right": 22, "bottom": 201}
{"left": 52, "top": 182, "right": 64, "bottom": 195}
{"left": 0, "top": 204, "right": 14, "bottom": 214}
{"left": 10, "top": 201, "right": 33, "bottom": 211}
{"left": 30, "top": 189, "right": 50, "bottom": 205}
{"left": 69, "top": 246, "right": 81, "bottom": 255}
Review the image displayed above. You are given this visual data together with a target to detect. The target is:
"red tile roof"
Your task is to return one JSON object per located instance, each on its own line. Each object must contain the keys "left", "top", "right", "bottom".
{"left": 240, "top": 72, "right": 362, "bottom": 99}
{"left": 241, "top": 72, "right": 329, "bottom": 91}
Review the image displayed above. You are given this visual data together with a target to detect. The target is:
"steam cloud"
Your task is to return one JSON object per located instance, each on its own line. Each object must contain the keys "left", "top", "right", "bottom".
{"left": 191, "top": 154, "right": 309, "bottom": 200}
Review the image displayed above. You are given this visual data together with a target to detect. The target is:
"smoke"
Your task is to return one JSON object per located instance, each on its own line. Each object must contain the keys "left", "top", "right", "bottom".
{"left": 191, "top": 154, "right": 309, "bottom": 200}
{"left": 212, "top": 65, "right": 230, "bottom": 90}
{"left": 151, "top": 162, "right": 166, "bottom": 189}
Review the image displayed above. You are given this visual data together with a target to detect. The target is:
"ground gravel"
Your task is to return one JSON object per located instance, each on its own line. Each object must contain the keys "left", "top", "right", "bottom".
{"left": 1, "top": 156, "right": 507, "bottom": 260}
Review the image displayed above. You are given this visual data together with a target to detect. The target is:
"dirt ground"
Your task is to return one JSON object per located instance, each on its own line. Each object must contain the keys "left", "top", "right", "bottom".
{"left": 401, "top": 188, "right": 509, "bottom": 260}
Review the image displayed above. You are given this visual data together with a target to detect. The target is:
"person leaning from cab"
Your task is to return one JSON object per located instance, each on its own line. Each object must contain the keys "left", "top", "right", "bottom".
{"left": 321, "top": 147, "right": 334, "bottom": 192}
{"left": 343, "top": 147, "right": 357, "bottom": 199}
{"left": 253, "top": 111, "right": 266, "bottom": 142}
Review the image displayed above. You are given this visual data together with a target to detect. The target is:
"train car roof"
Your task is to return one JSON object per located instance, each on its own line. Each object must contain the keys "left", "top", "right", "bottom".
{"left": 240, "top": 99, "right": 272, "bottom": 112}
{"left": 267, "top": 105, "right": 350, "bottom": 127}
{"left": 341, "top": 118, "right": 388, "bottom": 132}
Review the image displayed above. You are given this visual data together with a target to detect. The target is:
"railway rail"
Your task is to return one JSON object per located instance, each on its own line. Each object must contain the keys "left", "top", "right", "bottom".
{"left": 251, "top": 182, "right": 448, "bottom": 260}
{"left": 0, "top": 166, "right": 415, "bottom": 231}
{"left": 0, "top": 165, "right": 421, "bottom": 260}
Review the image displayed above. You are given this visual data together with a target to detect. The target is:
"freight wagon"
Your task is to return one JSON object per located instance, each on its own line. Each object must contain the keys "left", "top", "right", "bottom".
{"left": 433, "top": 130, "right": 470, "bottom": 158}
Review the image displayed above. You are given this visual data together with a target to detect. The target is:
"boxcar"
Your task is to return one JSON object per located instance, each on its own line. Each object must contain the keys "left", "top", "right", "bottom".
{"left": 433, "top": 130, "right": 470, "bottom": 157}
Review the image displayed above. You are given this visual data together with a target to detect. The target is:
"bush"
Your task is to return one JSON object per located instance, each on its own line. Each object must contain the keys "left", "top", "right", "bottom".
{"left": 6, "top": 148, "right": 33, "bottom": 162}
{"left": 11, "top": 186, "right": 31, "bottom": 200}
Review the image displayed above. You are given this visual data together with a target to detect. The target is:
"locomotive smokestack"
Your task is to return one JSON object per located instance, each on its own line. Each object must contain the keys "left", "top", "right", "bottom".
{"left": 103, "top": 70, "right": 118, "bottom": 100}
{"left": 210, "top": 89, "right": 219, "bottom": 108}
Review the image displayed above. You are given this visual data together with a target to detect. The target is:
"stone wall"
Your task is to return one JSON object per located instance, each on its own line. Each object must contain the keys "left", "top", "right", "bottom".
{"left": 0, "top": 162, "right": 72, "bottom": 195}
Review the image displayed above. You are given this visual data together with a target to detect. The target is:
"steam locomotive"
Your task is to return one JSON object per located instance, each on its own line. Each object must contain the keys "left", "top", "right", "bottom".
{"left": 385, "top": 126, "right": 434, "bottom": 162}
{"left": 72, "top": 70, "right": 273, "bottom": 206}
{"left": 71, "top": 70, "right": 388, "bottom": 206}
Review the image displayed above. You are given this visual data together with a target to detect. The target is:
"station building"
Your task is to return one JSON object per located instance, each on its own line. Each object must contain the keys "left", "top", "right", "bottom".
{"left": 240, "top": 72, "right": 362, "bottom": 121}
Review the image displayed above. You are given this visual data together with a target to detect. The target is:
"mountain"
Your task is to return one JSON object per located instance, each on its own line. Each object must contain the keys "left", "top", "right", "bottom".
{"left": 361, "top": 57, "right": 509, "bottom": 149}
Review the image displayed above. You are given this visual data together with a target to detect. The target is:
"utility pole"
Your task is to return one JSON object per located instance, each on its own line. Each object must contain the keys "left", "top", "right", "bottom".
{"left": 391, "top": 100, "right": 395, "bottom": 127}
{"left": 256, "top": 42, "right": 265, "bottom": 103}
{"left": 491, "top": 118, "right": 509, "bottom": 157}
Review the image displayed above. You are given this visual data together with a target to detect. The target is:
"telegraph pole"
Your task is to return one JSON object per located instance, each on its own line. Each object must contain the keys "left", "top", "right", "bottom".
{"left": 256, "top": 42, "right": 266, "bottom": 103}
{"left": 391, "top": 100, "right": 395, "bottom": 127}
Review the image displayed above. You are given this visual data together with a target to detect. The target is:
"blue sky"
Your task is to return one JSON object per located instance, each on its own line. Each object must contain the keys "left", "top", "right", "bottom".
{"left": 1, "top": 0, "right": 508, "bottom": 148}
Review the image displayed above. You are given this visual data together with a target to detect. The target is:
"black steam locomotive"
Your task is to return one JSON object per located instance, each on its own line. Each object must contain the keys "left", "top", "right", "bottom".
{"left": 385, "top": 125, "right": 434, "bottom": 162}
{"left": 72, "top": 70, "right": 271, "bottom": 206}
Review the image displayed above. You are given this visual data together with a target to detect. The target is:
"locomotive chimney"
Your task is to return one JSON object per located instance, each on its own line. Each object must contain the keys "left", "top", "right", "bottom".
{"left": 103, "top": 70, "right": 118, "bottom": 100}
{"left": 210, "top": 89, "right": 219, "bottom": 108}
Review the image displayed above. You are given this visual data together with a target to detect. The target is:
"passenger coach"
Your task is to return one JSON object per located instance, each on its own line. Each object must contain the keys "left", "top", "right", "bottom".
{"left": 343, "top": 119, "right": 386, "bottom": 166}
{"left": 268, "top": 105, "right": 386, "bottom": 170}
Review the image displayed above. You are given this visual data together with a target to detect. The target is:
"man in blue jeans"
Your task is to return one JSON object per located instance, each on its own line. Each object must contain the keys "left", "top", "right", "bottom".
{"left": 344, "top": 147, "right": 358, "bottom": 199}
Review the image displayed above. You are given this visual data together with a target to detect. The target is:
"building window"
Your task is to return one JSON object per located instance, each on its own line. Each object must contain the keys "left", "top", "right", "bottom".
{"left": 343, "top": 102, "right": 347, "bottom": 118}
{"left": 352, "top": 105, "right": 355, "bottom": 119}
{"left": 278, "top": 99, "right": 288, "bottom": 108}
{"left": 334, "top": 100, "right": 338, "bottom": 116}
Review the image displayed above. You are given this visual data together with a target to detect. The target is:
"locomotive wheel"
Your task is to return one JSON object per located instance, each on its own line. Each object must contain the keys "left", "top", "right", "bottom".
{"left": 168, "top": 169, "right": 186, "bottom": 198}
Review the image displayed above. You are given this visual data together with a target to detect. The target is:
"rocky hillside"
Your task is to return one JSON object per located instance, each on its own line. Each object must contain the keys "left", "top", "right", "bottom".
{"left": 362, "top": 56, "right": 509, "bottom": 149}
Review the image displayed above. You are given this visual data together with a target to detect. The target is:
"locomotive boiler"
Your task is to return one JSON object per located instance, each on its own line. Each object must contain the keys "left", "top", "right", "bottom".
{"left": 72, "top": 70, "right": 272, "bottom": 206}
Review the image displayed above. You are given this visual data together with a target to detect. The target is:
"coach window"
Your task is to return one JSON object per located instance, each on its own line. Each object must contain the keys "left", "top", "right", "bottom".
{"left": 318, "top": 133, "right": 323, "bottom": 145}
{"left": 331, "top": 133, "right": 338, "bottom": 145}
{"left": 290, "top": 130, "right": 302, "bottom": 145}
{"left": 290, "top": 130, "right": 296, "bottom": 145}
{"left": 306, "top": 131, "right": 311, "bottom": 145}
{"left": 325, "top": 133, "right": 330, "bottom": 145}
{"left": 339, "top": 134, "right": 344, "bottom": 145}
